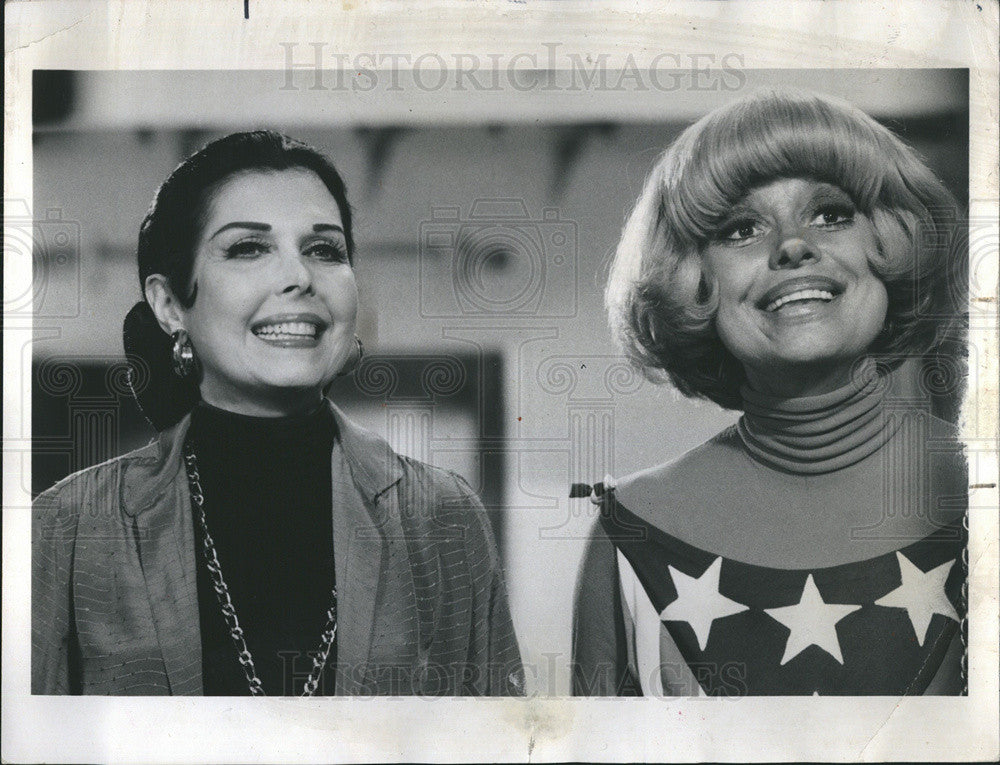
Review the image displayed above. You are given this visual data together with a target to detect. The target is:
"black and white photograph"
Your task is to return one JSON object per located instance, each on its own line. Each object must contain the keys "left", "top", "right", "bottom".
{"left": 4, "top": 1, "right": 998, "bottom": 762}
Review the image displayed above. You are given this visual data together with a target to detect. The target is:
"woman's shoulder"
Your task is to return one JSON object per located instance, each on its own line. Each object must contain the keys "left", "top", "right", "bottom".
{"left": 612, "top": 424, "right": 750, "bottom": 509}
{"left": 923, "top": 412, "right": 967, "bottom": 452}
{"left": 331, "top": 402, "right": 482, "bottom": 504}
{"left": 32, "top": 439, "right": 165, "bottom": 527}
{"left": 590, "top": 424, "right": 767, "bottom": 555}
{"left": 393, "top": 455, "right": 496, "bottom": 532}
{"left": 35, "top": 440, "right": 161, "bottom": 504}
{"left": 396, "top": 456, "right": 487, "bottom": 510}
{"left": 922, "top": 413, "right": 968, "bottom": 506}
{"left": 329, "top": 402, "right": 493, "bottom": 533}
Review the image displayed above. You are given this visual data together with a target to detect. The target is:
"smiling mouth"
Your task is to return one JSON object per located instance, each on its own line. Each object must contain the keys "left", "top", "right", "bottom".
{"left": 251, "top": 316, "right": 327, "bottom": 345}
{"left": 764, "top": 288, "right": 836, "bottom": 313}
{"left": 757, "top": 278, "right": 845, "bottom": 314}
{"left": 253, "top": 321, "right": 320, "bottom": 339}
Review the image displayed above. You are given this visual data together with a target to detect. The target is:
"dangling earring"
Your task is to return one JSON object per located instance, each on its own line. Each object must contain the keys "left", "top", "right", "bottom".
{"left": 336, "top": 335, "right": 364, "bottom": 377}
{"left": 171, "top": 329, "right": 197, "bottom": 378}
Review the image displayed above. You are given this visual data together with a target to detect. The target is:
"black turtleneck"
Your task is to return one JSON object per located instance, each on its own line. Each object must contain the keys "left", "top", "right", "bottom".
{"left": 187, "top": 401, "right": 336, "bottom": 696}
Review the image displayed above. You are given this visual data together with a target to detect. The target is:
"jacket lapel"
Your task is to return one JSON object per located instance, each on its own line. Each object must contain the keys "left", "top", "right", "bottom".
{"left": 124, "top": 416, "right": 203, "bottom": 695}
{"left": 123, "top": 404, "right": 404, "bottom": 696}
{"left": 329, "top": 403, "right": 404, "bottom": 694}
{"left": 329, "top": 442, "right": 383, "bottom": 694}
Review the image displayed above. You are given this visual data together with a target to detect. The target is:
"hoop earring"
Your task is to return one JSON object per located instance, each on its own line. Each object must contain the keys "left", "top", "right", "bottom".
{"left": 337, "top": 335, "right": 364, "bottom": 377}
{"left": 171, "top": 329, "right": 197, "bottom": 378}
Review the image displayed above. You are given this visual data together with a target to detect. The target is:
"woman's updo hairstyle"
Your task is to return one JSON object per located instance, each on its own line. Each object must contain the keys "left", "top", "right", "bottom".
{"left": 123, "top": 130, "right": 355, "bottom": 430}
{"left": 606, "top": 89, "right": 967, "bottom": 410}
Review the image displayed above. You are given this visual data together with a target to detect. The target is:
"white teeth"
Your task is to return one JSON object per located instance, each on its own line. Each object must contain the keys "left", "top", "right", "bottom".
{"left": 253, "top": 321, "right": 318, "bottom": 338}
{"left": 765, "top": 289, "right": 835, "bottom": 312}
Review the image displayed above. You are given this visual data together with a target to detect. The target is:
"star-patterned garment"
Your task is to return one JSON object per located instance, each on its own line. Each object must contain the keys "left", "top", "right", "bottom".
{"left": 602, "top": 494, "right": 966, "bottom": 696}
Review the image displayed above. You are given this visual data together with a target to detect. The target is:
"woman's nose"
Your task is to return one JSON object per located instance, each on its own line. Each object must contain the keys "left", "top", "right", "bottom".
{"left": 276, "top": 250, "right": 314, "bottom": 294}
{"left": 769, "top": 236, "right": 820, "bottom": 270}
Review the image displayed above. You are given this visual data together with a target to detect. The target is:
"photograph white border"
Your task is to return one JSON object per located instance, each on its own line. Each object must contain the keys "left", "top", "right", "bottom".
{"left": 4, "top": 1, "right": 998, "bottom": 762}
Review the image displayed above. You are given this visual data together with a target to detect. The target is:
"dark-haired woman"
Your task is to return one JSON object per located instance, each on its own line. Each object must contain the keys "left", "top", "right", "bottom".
{"left": 33, "top": 131, "right": 524, "bottom": 696}
{"left": 572, "top": 91, "right": 968, "bottom": 696}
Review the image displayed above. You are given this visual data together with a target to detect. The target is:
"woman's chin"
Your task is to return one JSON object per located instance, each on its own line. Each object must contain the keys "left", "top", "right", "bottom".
{"left": 740, "top": 326, "right": 876, "bottom": 374}
{"left": 205, "top": 380, "right": 327, "bottom": 410}
{"left": 772, "top": 350, "right": 857, "bottom": 369}
{"left": 259, "top": 379, "right": 329, "bottom": 399}
{"left": 250, "top": 363, "right": 339, "bottom": 390}
{"left": 745, "top": 353, "right": 864, "bottom": 396}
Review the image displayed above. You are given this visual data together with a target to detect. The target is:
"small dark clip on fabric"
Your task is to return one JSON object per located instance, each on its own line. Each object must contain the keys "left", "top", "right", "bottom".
{"left": 569, "top": 481, "right": 611, "bottom": 500}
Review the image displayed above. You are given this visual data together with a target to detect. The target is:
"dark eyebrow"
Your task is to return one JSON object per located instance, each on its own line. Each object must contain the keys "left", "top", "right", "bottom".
{"left": 715, "top": 202, "right": 759, "bottom": 225}
{"left": 208, "top": 221, "right": 345, "bottom": 240}
{"left": 209, "top": 221, "right": 271, "bottom": 240}
{"left": 312, "top": 223, "right": 345, "bottom": 235}
{"left": 809, "top": 185, "right": 854, "bottom": 206}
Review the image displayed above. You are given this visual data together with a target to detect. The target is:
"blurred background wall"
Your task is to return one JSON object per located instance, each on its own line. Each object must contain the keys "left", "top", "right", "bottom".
{"left": 26, "top": 68, "right": 968, "bottom": 695}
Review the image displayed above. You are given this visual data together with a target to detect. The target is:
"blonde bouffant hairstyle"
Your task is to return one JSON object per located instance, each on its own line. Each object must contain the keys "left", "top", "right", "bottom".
{"left": 605, "top": 89, "right": 966, "bottom": 410}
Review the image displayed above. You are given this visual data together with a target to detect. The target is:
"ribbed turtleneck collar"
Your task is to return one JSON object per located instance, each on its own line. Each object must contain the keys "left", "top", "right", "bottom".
{"left": 737, "top": 359, "right": 902, "bottom": 475}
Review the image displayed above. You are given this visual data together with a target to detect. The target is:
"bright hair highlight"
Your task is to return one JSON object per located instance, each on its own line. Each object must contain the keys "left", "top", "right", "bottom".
{"left": 606, "top": 89, "right": 966, "bottom": 409}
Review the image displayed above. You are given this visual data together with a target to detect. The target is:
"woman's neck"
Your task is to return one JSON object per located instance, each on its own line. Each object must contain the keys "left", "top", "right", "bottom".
{"left": 198, "top": 387, "right": 325, "bottom": 418}
{"left": 737, "top": 357, "right": 902, "bottom": 475}
{"left": 743, "top": 358, "right": 861, "bottom": 399}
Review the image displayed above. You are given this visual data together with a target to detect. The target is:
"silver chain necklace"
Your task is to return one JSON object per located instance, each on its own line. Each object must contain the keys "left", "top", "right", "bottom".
{"left": 183, "top": 441, "right": 338, "bottom": 696}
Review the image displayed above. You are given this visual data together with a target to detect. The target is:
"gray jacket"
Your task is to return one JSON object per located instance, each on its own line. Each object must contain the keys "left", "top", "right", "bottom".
{"left": 33, "top": 401, "right": 524, "bottom": 695}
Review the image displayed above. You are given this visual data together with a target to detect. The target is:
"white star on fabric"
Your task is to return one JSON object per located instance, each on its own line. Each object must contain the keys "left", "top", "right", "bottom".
{"left": 875, "top": 552, "right": 958, "bottom": 646}
{"left": 659, "top": 557, "right": 749, "bottom": 651}
{"left": 764, "top": 575, "right": 861, "bottom": 665}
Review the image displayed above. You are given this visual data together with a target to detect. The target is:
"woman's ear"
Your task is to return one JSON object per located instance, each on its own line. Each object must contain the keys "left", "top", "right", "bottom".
{"left": 144, "top": 274, "right": 186, "bottom": 335}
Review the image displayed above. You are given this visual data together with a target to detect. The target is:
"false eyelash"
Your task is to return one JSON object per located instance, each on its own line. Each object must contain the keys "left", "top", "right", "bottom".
{"left": 224, "top": 238, "right": 271, "bottom": 258}
{"left": 812, "top": 202, "right": 856, "bottom": 224}
{"left": 304, "top": 241, "right": 350, "bottom": 262}
{"left": 716, "top": 216, "right": 761, "bottom": 241}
